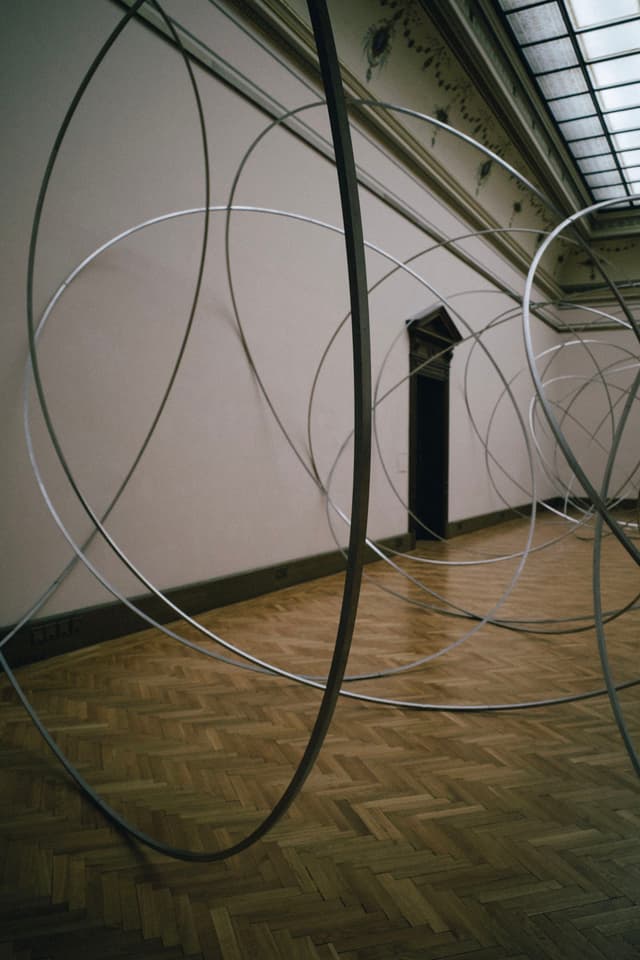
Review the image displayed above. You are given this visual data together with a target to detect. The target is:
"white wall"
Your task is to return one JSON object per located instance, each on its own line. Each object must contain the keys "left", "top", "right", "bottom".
{"left": 1, "top": 0, "right": 566, "bottom": 626}
{"left": 536, "top": 310, "right": 640, "bottom": 503}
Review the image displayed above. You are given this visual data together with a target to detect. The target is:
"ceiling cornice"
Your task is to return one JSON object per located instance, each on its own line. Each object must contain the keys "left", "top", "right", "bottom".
{"left": 425, "top": 0, "right": 640, "bottom": 243}
{"left": 424, "top": 1, "right": 587, "bottom": 216}
{"left": 220, "top": 0, "right": 568, "bottom": 306}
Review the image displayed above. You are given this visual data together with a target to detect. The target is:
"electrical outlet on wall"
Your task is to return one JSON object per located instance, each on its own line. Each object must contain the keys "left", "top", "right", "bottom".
{"left": 30, "top": 616, "right": 81, "bottom": 648}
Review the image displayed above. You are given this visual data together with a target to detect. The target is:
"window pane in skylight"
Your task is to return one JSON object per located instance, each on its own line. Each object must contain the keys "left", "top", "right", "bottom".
{"left": 569, "top": 135, "right": 609, "bottom": 156}
{"left": 591, "top": 184, "right": 629, "bottom": 199}
{"left": 590, "top": 53, "right": 640, "bottom": 87}
{"left": 619, "top": 148, "right": 640, "bottom": 165}
{"left": 578, "top": 154, "right": 617, "bottom": 172}
{"left": 548, "top": 92, "right": 596, "bottom": 121}
{"left": 613, "top": 129, "right": 640, "bottom": 149}
{"left": 568, "top": 0, "right": 639, "bottom": 29}
{"left": 559, "top": 115, "right": 604, "bottom": 138}
{"left": 595, "top": 196, "right": 632, "bottom": 210}
{"left": 508, "top": 4, "right": 566, "bottom": 43}
{"left": 538, "top": 67, "right": 588, "bottom": 97}
{"left": 579, "top": 20, "right": 640, "bottom": 61}
{"left": 524, "top": 37, "right": 578, "bottom": 73}
{"left": 604, "top": 106, "right": 640, "bottom": 132}
{"left": 497, "top": 0, "right": 640, "bottom": 207}
{"left": 597, "top": 82, "right": 640, "bottom": 111}
{"left": 585, "top": 170, "right": 623, "bottom": 186}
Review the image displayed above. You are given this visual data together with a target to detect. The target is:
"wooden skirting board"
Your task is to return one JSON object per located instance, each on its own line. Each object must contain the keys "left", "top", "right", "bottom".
{"left": 446, "top": 496, "right": 637, "bottom": 538}
{"left": 1, "top": 532, "right": 414, "bottom": 668}
{"left": 4, "top": 497, "right": 636, "bottom": 668}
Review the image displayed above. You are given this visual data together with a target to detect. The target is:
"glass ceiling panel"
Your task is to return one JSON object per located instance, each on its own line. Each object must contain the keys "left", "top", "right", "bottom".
{"left": 523, "top": 37, "right": 578, "bottom": 73}
{"left": 619, "top": 148, "right": 640, "bottom": 165}
{"left": 585, "top": 170, "right": 624, "bottom": 186}
{"left": 590, "top": 192, "right": 639, "bottom": 210}
{"left": 548, "top": 93, "right": 595, "bottom": 121}
{"left": 589, "top": 52, "right": 640, "bottom": 87}
{"left": 508, "top": 4, "right": 567, "bottom": 44}
{"left": 578, "top": 155, "right": 617, "bottom": 173}
{"left": 605, "top": 107, "right": 640, "bottom": 132}
{"left": 559, "top": 115, "right": 604, "bottom": 138}
{"left": 592, "top": 185, "right": 630, "bottom": 198}
{"left": 537, "top": 67, "right": 588, "bottom": 98}
{"left": 597, "top": 82, "right": 640, "bottom": 112}
{"left": 578, "top": 20, "right": 640, "bottom": 61}
{"left": 569, "top": 136, "right": 609, "bottom": 157}
{"left": 613, "top": 129, "right": 640, "bottom": 150}
{"left": 568, "top": 0, "right": 640, "bottom": 29}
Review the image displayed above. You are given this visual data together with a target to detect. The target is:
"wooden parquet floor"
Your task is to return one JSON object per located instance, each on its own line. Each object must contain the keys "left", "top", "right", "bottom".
{"left": 1, "top": 516, "right": 639, "bottom": 959}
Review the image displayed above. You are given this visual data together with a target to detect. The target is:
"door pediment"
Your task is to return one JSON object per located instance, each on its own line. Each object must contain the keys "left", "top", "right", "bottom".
{"left": 406, "top": 305, "right": 463, "bottom": 347}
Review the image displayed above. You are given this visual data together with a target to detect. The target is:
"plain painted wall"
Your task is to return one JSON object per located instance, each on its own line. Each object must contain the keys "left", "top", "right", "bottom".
{"left": 2, "top": 0, "right": 569, "bottom": 626}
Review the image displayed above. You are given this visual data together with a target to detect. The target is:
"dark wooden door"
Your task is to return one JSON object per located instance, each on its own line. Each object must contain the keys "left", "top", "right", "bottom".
{"left": 411, "top": 372, "right": 448, "bottom": 539}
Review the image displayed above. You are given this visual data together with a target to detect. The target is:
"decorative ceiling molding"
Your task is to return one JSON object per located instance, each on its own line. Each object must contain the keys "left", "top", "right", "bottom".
{"left": 425, "top": 0, "right": 589, "bottom": 212}
{"left": 231, "top": 0, "right": 640, "bottom": 319}
{"left": 121, "top": 0, "right": 640, "bottom": 324}
{"left": 232, "top": 0, "right": 567, "bottom": 300}
{"left": 117, "top": 0, "right": 564, "bottom": 318}
{"left": 428, "top": 0, "right": 640, "bottom": 241}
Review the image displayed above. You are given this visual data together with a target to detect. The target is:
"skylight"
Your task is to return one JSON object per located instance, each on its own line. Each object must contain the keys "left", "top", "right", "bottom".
{"left": 495, "top": 0, "right": 640, "bottom": 209}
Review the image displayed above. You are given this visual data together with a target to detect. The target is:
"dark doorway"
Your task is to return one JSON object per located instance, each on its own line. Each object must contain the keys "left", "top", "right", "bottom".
{"left": 408, "top": 306, "right": 461, "bottom": 540}
{"left": 412, "top": 374, "right": 447, "bottom": 538}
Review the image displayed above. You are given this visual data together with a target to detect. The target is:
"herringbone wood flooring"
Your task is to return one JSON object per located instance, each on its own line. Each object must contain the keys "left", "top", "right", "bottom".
{"left": 1, "top": 516, "right": 639, "bottom": 958}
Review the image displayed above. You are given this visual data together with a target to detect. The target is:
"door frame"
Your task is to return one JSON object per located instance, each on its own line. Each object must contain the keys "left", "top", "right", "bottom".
{"left": 407, "top": 305, "right": 462, "bottom": 539}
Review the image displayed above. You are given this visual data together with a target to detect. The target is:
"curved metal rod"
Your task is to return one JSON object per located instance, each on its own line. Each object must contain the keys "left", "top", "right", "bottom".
{"left": 539, "top": 372, "right": 640, "bottom": 507}
{"left": 222, "top": 100, "right": 640, "bottom": 685}
{"left": 374, "top": 301, "right": 543, "bottom": 551}
{"left": 523, "top": 198, "right": 640, "bottom": 771}
{"left": 593, "top": 512, "right": 640, "bottom": 773}
{"left": 16, "top": 209, "right": 528, "bottom": 656}
{"left": 358, "top": 99, "right": 640, "bottom": 337}
{"left": 523, "top": 197, "right": 640, "bottom": 566}
{"left": 481, "top": 337, "right": 614, "bottom": 518}
{"left": 375, "top": 313, "right": 601, "bottom": 566}
{"left": 9, "top": 0, "right": 380, "bottom": 862}
{"left": 542, "top": 328, "right": 635, "bottom": 507}
{"left": 17, "top": 206, "right": 638, "bottom": 696}
{"left": 308, "top": 228, "right": 577, "bottom": 496}
{"left": 220, "top": 95, "right": 639, "bottom": 657}
{"left": 314, "top": 302, "right": 639, "bottom": 670}
{"left": 318, "top": 339, "right": 540, "bottom": 678}
{"left": 24, "top": 332, "right": 640, "bottom": 710}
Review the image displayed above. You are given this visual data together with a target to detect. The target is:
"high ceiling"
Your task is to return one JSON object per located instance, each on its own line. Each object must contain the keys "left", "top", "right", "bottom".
{"left": 495, "top": 0, "right": 640, "bottom": 211}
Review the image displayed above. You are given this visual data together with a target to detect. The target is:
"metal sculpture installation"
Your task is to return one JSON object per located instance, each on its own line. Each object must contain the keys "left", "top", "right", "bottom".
{"left": 2, "top": 0, "right": 639, "bottom": 861}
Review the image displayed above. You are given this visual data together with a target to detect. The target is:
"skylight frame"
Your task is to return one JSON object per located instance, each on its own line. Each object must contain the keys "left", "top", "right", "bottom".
{"left": 495, "top": 0, "right": 640, "bottom": 211}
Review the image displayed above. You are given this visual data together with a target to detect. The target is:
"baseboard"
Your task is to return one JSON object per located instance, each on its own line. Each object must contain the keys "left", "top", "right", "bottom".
{"left": 444, "top": 496, "right": 637, "bottom": 539}
{"left": 445, "top": 502, "right": 535, "bottom": 538}
{"left": 1, "top": 532, "right": 415, "bottom": 669}
{"left": 4, "top": 494, "right": 635, "bottom": 668}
